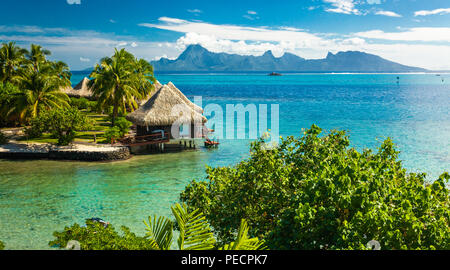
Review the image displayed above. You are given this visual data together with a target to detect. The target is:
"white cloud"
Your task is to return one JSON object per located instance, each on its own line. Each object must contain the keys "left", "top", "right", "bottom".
{"left": 66, "top": 0, "right": 81, "bottom": 5}
{"left": 355, "top": 27, "right": 450, "bottom": 42}
{"left": 366, "top": 0, "right": 381, "bottom": 4}
{"left": 375, "top": 10, "right": 402, "bottom": 17}
{"left": 139, "top": 17, "right": 450, "bottom": 70}
{"left": 323, "top": 0, "right": 360, "bottom": 15}
{"left": 79, "top": 57, "right": 90, "bottom": 62}
{"left": 139, "top": 17, "right": 323, "bottom": 44}
{"left": 414, "top": 8, "right": 450, "bottom": 16}
{"left": 187, "top": 9, "right": 202, "bottom": 14}
{"left": 243, "top": 10, "right": 259, "bottom": 20}
{"left": 0, "top": 25, "right": 179, "bottom": 70}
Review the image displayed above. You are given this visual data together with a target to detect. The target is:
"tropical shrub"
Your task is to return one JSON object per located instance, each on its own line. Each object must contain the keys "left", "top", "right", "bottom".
{"left": 26, "top": 107, "right": 93, "bottom": 145}
{"left": 0, "top": 131, "right": 8, "bottom": 145}
{"left": 180, "top": 125, "right": 450, "bottom": 250}
{"left": 44, "top": 108, "right": 93, "bottom": 145}
{"left": 114, "top": 117, "right": 132, "bottom": 137}
{"left": 49, "top": 220, "right": 154, "bottom": 250}
{"left": 49, "top": 203, "right": 265, "bottom": 250}
{"left": 24, "top": 115, "right": 47, "bottom": 138}
{"left": 104, "top": 126, "right": 122, "bottom": 144}
{"left": 70, "top": 97, "right": 91, "bottom": 110}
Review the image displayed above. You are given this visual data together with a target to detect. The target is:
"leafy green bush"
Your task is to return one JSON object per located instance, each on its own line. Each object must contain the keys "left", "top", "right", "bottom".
{"left": 114, "top": 117, "right": 132, "bottom": 137}
{"left": 70, "top": 97, "right": 89, "bottom": 110}
{"left": 45, "top": 108, "right": 93, "bottom": 145}
{"left": 0, "top": 240, "right": 4, "bottom": 250}
{"left": 49, "top": 220, "right": 154, "bottom": 250}
{"left": 180, "top": 125, "right": 450, "bottom": 250}
{"left": 26, "top": 107, "right": 93, "bottom": 145}
{"left": 0, "top": 131, "right": 8, "bottom": 145}
{"left": 24, "top": 116, "right": 47, "bottom": 138}
{"left": 49, "top": 203, "right": 265, "bottom": 250}
{"left": 104, "top": 126, "right": 121, "bottom": 144}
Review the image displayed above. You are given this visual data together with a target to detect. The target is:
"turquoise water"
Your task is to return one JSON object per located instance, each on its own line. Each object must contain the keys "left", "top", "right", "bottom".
{"left": 1, "top": 73, "right": 449, "bottom": 249}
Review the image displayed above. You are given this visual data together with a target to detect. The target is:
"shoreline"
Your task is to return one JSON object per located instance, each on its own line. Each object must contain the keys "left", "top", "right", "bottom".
{"left": 0, "top": 141, "right": 131, "bottom": 162}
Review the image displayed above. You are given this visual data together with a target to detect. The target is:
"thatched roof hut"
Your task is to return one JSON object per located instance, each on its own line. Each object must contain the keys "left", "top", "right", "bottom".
{"left": 138, "top": 80, "right": 163, "bottom": 106}
{"left": 127, "top": 84, "right": 207, "bottom": 127}
{"left": 63, "top": 77, "right": 94, "bottom": 100}
{"left": 167, "top": 82, "right": 203, "bottom": 113}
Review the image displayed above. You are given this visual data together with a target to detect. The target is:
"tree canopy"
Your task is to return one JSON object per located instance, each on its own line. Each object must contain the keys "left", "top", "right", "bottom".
{"left": 181, "top": 125, "right": 450, "bottom": 250}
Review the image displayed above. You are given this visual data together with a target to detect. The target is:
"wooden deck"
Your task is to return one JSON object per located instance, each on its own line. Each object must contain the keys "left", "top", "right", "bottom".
{"left": 118, "top": 132, "right": 170, "bottom": 147}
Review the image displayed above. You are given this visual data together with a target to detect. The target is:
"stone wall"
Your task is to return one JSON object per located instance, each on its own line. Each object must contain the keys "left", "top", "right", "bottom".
{"left": 0, "top": 146, "right": 131, "bottom": 161}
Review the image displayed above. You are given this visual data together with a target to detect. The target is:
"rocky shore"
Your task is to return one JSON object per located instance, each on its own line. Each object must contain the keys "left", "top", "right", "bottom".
{"left": 0, "top": 142, "right": 131, "bottom": 161}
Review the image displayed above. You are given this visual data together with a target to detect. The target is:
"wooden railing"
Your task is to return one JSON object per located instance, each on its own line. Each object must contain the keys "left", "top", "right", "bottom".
{"left": 118, "top": 132, "right": 170, "bottom": 146}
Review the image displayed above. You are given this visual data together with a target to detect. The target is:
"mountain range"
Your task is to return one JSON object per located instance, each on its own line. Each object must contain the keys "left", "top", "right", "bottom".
{"left": 151, "top": 44, "right": 426, "bottom": 73}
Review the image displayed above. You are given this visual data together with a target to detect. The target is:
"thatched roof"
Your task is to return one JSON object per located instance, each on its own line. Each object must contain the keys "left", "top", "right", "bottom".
{"left": 138, "top": 80, "right": 163, "bottom": 106}
{"left": 63, "top": 77, "right": 94, "bottom": 99}
{"left": 127, "top": 84, "right": 207, "bottom": 127}
{"left": 167, "top": 82, "right": 203, "bottom": 113}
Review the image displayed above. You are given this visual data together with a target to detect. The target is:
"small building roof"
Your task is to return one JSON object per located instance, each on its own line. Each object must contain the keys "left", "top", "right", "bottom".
{"left": 126, "top": 84, "right": 207, "bottom": 127}
{"left": 62, "top": 77, "right": 94, "bottom": 99}
{"left": 167, "top": 82, "right": 203, "bottom": 114}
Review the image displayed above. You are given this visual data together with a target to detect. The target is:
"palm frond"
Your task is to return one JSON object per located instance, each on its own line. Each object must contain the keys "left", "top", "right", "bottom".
{"left": 219, "top": 219, "right": 266, "bottom": 250}
{"left": 171, "top": 203, "right": 216, "bottom": 250}
{"left": 143, "top": 215, "right": 173, "bottom": 250}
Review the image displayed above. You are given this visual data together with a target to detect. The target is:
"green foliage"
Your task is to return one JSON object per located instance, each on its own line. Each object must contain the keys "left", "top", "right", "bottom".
{"left": 27, "top": 107, "right": 93, "bottom": 145}
{"left": 114, "top": 117, "right": 132, "bottom": 137}
{"left": 171, "top": 203, "right": 216, "bottom": 250}
{"left": 0, "top": 131, "right": 9, "bottom": 145}
{"left": 0, "top": 240, "right": 4, "bottom": 250}
{"left": 25, "top": 115, "right": 47, "bottom": 138}
{"left": 50, "top": 203, "right": 266, "bottom": 250}
{"left": 0, "top": 82, "right": 21, "bottom": 126}
{"left": 70, "top": 97, "right": 95, "bottom": 111}
{"left": 180, "top": 125, "right": 450, "bottom": 250}
{"left": 104, "top": 126, "right": 122, "bottom": 144}
{"left": 0, "top": 42, "right": 28, "bottom": 83}
{"left": 49, "top": 220, "right": 154, "bottom": 250}
{"left": 219, "top": 220, "right": 267, "bottom": 250}
{"left": 0, "top": 42, "right": 71, "bottom": 125}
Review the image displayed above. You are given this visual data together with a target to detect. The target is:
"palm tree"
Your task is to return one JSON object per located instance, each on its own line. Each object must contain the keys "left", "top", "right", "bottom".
{"left": 0, "top": 42, "right": 28, "bottom": 83}
{"left": 89, "top": 48, "right": 155, "bottom": 126}
{"left": 10, "top": 66, "right": 70, "bottom": 122}
{"left": 26, "top": 44, "right": 51, "bottom": 72}
{"left": 134, "top": 58, "right": 156, "bottom": 96}
{"left": 49, "top": 60, "right": 72, "bottom": 86}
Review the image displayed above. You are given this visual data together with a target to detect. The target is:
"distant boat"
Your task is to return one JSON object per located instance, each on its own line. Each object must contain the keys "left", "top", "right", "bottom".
{"left": 268, "top": 72, "right": 282, "bottom": 76}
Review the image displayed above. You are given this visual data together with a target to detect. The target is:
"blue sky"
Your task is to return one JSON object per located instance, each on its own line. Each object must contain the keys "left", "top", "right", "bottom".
{"left": 1, "top": 0, "right": 450, "bottom": 70}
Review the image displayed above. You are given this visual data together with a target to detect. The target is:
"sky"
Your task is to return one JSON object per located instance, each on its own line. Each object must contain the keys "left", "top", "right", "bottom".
{"left": 1, "top": 0, "right": 450, "bottom": 70}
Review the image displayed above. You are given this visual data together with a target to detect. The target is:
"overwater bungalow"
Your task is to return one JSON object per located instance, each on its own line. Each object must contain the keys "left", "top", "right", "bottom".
{"left": 125, "top": 83, "right": 207, "bottom": 152}
{"left": 62, "top": 77, "right": 95, "bottom": 100}
{"left": 138, "top": 80, "right": 163, "bottom": 106}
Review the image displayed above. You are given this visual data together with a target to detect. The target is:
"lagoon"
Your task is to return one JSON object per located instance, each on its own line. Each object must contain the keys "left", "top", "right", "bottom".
{"left": 1, "top": 73, "right": 449, "bottom": 249}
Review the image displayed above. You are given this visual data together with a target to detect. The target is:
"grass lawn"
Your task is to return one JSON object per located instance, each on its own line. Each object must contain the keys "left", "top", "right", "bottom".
{"left": 18, "top": 111, "right": 113, "bottom": 144}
